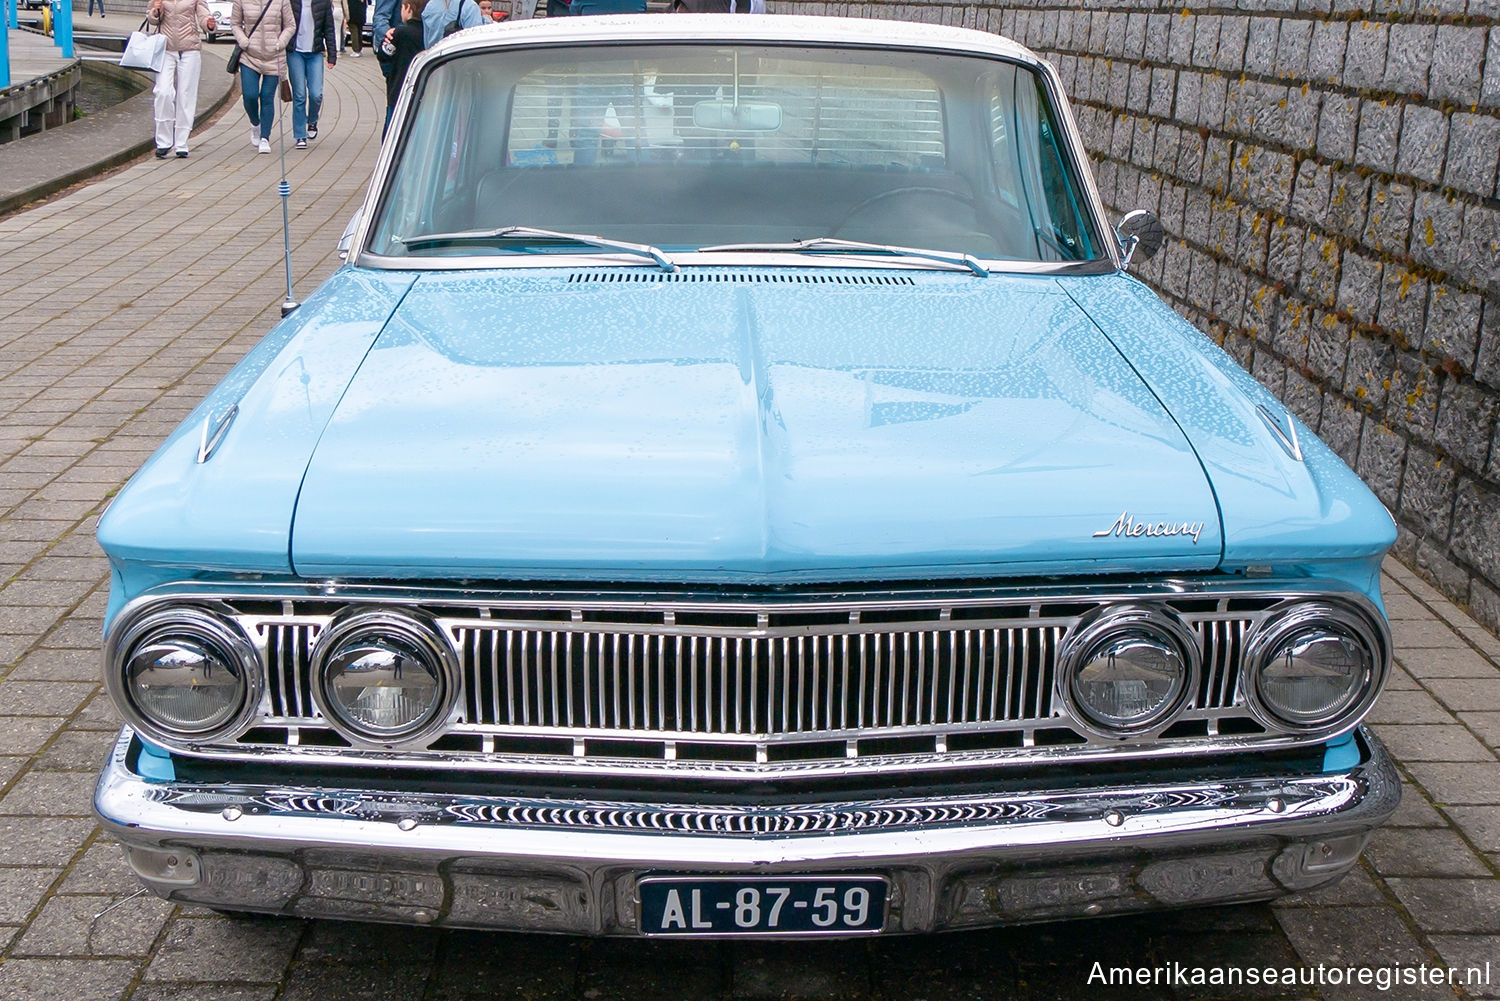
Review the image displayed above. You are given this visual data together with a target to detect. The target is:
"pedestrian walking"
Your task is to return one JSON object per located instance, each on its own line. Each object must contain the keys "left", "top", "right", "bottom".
{"left": 147, "top": 0, "right": 216, "bottom": 158}
{"left": 287, "top": 0, "right": 338, "bottom": 149}
{"left": 231, "top": 0, "right": 295, "bottom": 155}
{"left": 331, "top": 0, "right": 347, "bottom": 52}
{"left": 88, "top": 0, "right": 105, "bottom": 17}
{"left": 347, "top": 0, "right": 366, "bottom": 53}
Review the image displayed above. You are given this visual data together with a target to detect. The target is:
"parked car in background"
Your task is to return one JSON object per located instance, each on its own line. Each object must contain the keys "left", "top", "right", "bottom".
{"left": 203, "top": 0, "right": 233, "bottom": 40}
{"left": 93, "top": 14, "right": 1399, "bottom": 937}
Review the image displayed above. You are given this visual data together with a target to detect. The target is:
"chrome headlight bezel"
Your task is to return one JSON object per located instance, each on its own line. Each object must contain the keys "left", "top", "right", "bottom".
{"left": 1243, "top": 600, "right": 1388, "bottom": 737}
{"left": 1057, "top": 605, "right": 1201, "bottom": 739}
{"left": 309, "top": 608, "right": 461, "bottom": 749}
{"left": 104, "top": 604, "right": 263, "bottom": 747}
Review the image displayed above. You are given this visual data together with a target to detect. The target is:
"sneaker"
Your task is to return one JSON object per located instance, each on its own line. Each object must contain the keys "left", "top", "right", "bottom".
{"left": 250, "top": 125, "right": 260, "bottom": 147}
{"left": 155, "top": 147, "right": 169, "bottom": 159}
{"left": 295, "top": 138, "right": 307, "bottom": 149}
{"left": 351, "top": 48, "right": 361, "bottom": 57}
{"left": 175, "top": 149, "right": 189, "bottom": 158}
{"left": 258, "top": 138, "right": 271, "bottom": 154}
{"left": 307, "top": 124, "right": 318, "bottom": 140}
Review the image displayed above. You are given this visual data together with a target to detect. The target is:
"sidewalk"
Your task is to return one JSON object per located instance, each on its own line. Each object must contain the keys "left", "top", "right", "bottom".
{"left": 0, "top": 15, "right": 237, "bottom": 215}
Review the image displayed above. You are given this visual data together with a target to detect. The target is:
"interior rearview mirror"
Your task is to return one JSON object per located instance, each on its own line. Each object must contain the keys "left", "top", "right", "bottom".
{"left": 692, "top": 100, "right": 783, "bottom": 132}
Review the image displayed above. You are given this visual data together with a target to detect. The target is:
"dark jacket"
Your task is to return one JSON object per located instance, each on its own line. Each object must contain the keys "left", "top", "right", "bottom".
{"left": 289, "top": 0, "right": 338, "bottom": 59}
{"left": 383, "top": 15, "right": 424, "bottom": 107}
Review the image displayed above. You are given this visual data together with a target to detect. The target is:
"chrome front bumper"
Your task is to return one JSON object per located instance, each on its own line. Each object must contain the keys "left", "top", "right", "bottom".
{"left": 95, "top": 728, "right": 1400, "bottom": 935}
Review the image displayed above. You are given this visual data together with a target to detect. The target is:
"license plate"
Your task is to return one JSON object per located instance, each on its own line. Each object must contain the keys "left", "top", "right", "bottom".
{"left": 638, "top": 875, "right": 887, "bottom": 936}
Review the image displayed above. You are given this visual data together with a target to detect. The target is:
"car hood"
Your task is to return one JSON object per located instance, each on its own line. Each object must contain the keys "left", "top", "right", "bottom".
{"left": 289, "top": 268, "right": 1225, "bottom": 582}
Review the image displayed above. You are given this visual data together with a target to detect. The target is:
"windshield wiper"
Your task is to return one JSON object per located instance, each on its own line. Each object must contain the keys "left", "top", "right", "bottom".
{"left": 696, "top": 237, "right": 989, "bottom": 277}
{"left": 394, "top": 226, "right": 675, "bottom": 272}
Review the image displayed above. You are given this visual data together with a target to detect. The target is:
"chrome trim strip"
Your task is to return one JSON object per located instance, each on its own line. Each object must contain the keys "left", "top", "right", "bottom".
{"left": 195, "top": 403, "right": 238, "bottom": 464}
{"left": 110, "top": 578, "right": 1385, "bottom": 623}
{"left": 1256, "top": 404, "right": 1305, "bottom": 462}
{"left": 124, "top": 730, "right": 1316, "bottom": 782}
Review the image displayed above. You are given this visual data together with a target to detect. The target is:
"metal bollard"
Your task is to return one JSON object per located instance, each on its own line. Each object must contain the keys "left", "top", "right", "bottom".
{"left": 51, "top": 0, "right": 74, "bottom": 57}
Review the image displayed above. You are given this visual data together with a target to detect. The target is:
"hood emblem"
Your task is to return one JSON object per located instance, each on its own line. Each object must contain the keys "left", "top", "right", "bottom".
{"left": 1093, "top": 511, "right": 1205, "bottom": 545}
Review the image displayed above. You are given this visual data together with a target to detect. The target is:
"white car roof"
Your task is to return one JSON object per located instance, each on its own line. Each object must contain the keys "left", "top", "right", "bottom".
{"left": 433, "top": 12, "right": 1043, "bottom": 67}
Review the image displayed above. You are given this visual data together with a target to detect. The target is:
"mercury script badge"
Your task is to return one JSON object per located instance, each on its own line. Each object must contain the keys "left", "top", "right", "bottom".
{"left": 1093, "top": 511, "right": 1205, "bottom": 545}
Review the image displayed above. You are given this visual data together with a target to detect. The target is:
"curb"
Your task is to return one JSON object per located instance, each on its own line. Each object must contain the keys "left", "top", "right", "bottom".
{"left": 0, "top": 41, "right": 238, "bottom": 217}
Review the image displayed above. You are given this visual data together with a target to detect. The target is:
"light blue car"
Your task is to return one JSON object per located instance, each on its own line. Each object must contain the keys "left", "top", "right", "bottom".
{"left": 93, "top": 14, "right": 1400, "bottom": 937}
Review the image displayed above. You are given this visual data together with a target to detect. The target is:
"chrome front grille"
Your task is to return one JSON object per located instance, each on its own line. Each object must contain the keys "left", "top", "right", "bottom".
{"left": 451, "top": 623, "right": 1067, "bottom": 739}
{"left": 207, "top": 584, "right": 1305, "bottom": 776}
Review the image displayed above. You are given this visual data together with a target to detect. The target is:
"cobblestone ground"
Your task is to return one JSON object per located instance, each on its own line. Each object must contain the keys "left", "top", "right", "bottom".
{"left": 1, "top": 51, "right": 1498, "bottom": 1001}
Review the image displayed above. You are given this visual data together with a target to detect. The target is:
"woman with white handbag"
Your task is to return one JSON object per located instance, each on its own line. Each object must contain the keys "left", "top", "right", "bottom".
{"left": 231, "top": 0, "right": 296, "bottom": 154}
{"left": 146, "top": 0, "right": 216, "bottom": 158}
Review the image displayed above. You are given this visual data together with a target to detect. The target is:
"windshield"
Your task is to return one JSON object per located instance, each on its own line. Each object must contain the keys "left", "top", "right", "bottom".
{"left": 367, "top": 43, "right": 1105, "bottom": 265}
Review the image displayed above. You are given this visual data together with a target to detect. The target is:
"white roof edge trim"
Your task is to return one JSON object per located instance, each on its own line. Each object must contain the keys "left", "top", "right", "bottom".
{"left": 423, "top": 12, "right": 1042, "bottom": 65}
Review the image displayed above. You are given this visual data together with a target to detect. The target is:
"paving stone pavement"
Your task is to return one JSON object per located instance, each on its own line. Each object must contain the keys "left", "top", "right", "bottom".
{"left": 1, "top": 47, "right": 1499, "bottom": 1001}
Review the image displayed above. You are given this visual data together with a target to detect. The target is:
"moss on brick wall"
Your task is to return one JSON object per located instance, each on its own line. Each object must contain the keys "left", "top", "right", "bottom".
{"left": 779, "top": 0, "right": 1500, "bottom": 630}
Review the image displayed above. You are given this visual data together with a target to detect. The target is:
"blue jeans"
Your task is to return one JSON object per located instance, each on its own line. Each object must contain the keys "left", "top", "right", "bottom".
{"left": 285, "top": 50, "right": 325, "bottom": 140}
{"left": 239, "top": 65, "right": 278, "bottom": 141}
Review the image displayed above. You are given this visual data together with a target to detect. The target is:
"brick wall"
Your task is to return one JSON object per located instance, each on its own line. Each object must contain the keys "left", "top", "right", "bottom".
{"left": 776, "top": 0, "right": 1500, "bottom": 631}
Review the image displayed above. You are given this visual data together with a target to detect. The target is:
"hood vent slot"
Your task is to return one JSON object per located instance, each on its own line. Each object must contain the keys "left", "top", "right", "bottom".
{"left": 567, "top": 272, "right": 915, "bottom": 285}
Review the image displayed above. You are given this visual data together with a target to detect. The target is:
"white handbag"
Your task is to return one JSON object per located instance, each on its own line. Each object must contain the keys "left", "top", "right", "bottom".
{"left": 120, "top": 20, "right": 168, "bottom": 72}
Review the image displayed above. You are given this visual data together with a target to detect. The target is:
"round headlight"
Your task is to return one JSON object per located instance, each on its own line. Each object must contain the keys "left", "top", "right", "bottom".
{"left": 311, "top": 610, "right": 457, "bottom": 746}
{"left": 1061, "top": 606, "right": 1199, "bottom": 737}
{"left": 109, "top": 606, "right": 260, "bottom": 744}
{"left": 1247, "top": 603, "right": 1384, "bottom": 732}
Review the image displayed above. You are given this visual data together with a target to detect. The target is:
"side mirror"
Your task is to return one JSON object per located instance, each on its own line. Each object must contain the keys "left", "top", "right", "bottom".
{"left": 337, "top": 208, "right": 363, "bottom": 261}
{"left": 1115, "top": 209, "right": 1164, "bottom": 267}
